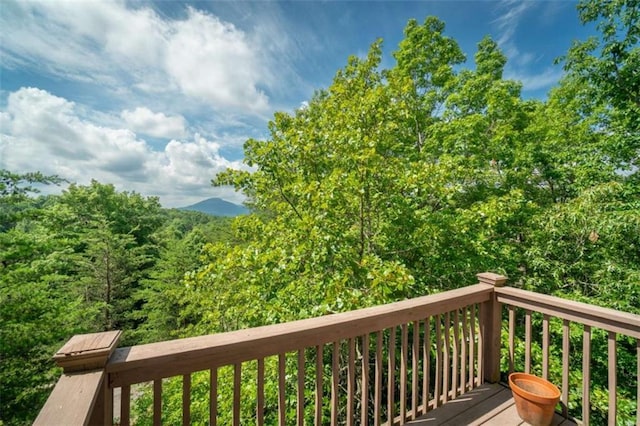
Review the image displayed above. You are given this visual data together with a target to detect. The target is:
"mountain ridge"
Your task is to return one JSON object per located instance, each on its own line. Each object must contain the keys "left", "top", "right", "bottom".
{"left": 178, "top": 197, "right": 248, "bottom": 217}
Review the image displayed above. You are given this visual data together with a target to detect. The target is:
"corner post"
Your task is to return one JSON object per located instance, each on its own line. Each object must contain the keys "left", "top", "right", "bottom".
{"left": 54, "top": 330, "right": 122, "bottom": 426}
{"left": 478, "top": 272, "right": 507, "bottom": 384}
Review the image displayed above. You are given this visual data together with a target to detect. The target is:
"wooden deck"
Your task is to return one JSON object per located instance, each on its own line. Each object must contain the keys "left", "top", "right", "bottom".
{"left": 409, "top": 383, "right": 578, "bottom": 426}
{"left": 37, "top": 273, "right": 640, "bottom": 426}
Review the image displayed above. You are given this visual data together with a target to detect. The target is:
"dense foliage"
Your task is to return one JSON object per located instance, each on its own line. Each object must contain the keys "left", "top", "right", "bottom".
{"left": 209, "top": 11, "right": 639, "bottom": 321}
{"left": 1, "top": 0, "right": 638, "bottom": 424}
{"left": 205, "top": 2, "right": 637, "bottom": 422}
{"left": 0, "top": 177, "right": 234, "bottom": 425}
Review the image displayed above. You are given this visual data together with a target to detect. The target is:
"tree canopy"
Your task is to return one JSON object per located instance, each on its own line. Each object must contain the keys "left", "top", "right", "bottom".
{"left": 2, "top": 0, "right": 639, "bottom": 423}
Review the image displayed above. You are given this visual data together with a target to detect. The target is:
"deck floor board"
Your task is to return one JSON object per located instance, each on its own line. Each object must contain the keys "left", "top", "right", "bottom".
{"left": 408, "top": 383, "right": 579, "bottom": 426}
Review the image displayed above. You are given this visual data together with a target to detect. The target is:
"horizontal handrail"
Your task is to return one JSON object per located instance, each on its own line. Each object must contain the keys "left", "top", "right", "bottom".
{"left": 495, "top": 286, "right": 640, "bottom": 338}
{"left": 108, "top": 283, "right": 493, "bottom": 387}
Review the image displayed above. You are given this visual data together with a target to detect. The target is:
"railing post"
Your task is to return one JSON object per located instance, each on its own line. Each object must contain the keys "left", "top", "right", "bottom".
{"left": 35, "top": 330, "right": 121, "bottom": 425}
{"left": 478, "top": 272, "right": 507, "bottom": 384}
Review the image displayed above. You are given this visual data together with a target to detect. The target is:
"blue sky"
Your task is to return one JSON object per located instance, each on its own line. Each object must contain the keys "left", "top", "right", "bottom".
{"left": 0, "top": 1, "right": 595, "bottom": 207}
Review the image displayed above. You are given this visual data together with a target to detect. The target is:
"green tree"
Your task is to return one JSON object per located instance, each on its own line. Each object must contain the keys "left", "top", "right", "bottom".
{"left": 1, "top": 178, "right": 165, "bottom": 424}
{"left": 0, "top": 170, "right": 65, "bottom": 231}
{"left": 133, "top": 213, "right": 235, "bottom": 343}
{"left": 0, "top": 170, "right": 65, "bottom": 198}
{"left": 561, "top": 0, "right": 639, "bottom": 172}
{"left": 202, "top": 17, "right": 517, "bottom": 332}
{"left": 44, "top": 181, "right": 164, "bottom": 340}
{"left": 0, "top": 173, "right": 83, "bottom": 425}
{"left": 77, "top": 221, "right": 148, "bottom": 332}
{"left": 521, "top": 0, "right": 640, "bottom": 298}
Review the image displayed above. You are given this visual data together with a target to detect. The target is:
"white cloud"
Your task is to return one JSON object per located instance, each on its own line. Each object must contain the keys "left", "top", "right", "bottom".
{"left": 505, "top": 68, "right": 564, "bottom": 92}
{"left": 27, "top": 1, "right": 167, "bottom": 67}
{"left": 492, "top": 1, "right": 562, "bottom": 94}
{"left": 121, "top": 107, "right": 187, "bottom": 139}
{"left": 165, "top": 8, "right": 270, "bottom": 112}
{"left": 0, "top": 0, "right": 277, "bottom": 113}
{"left": 0, "top": 2, "right": 121, "bottom": 85}
{"left": 147, "top": 135, "right": 232, "bottom": 192}
{"left": 0, "top": 88, "right": 247, "bottom": 207}
{"left": 493, "top": 1, "right": 533, "bottom": 50}
{"left": 0, "top": 111, "right": 13, "bottom": 134}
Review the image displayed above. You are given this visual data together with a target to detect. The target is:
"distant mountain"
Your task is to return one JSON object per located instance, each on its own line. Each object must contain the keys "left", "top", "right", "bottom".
{"left": 178, "top": 197, "right": 248, "bottom": 217}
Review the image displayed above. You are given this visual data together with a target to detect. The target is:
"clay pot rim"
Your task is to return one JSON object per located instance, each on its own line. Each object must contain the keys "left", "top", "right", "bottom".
{"left": 509, "top": 372, "right": 561, "bottom": 405}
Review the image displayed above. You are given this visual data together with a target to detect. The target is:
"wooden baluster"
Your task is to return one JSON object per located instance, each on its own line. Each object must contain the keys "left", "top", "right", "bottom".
{"left": 315, "top": 345, "right": 323, "bottom": 426}
{"left": 233, "top": 363, "right": 241, "bottom": 426}
{"left": 347, "top": 338, "right": 355, "bottom": 426}
{"left": 477, "top": 303, "right": 483, "bottom": 386}
{"left": 331, "top": 341, "right": 339, "bottom": 426}
{"left": 279, "top": 353, "right": 286, "bottom": 426}
{"left": 107, "top": 385, "right": 115, "bottom": 426}
{"left": 470, "top": 304, "right": 476, "bottom": 388}
{"left": 460, "top": 308, "right": 467, "bottom": 395}
{"left": 257, "top": 358, "right": 265, "bottom": 426}
{"left": 423, "top": 317, "right": 430, "bottom": 414}
{"left": 361, "top": 334, "right": 370, "bottom": 426}
{"left": 562, "top": 320, "right": 570, "bottom": 419}
{"left": 525, "top": 310, "right": 532, "bottom": 374}
{"left": 153, "top": 379, "right": 162, "bottom": 426}
{"left": 443, "top": 311, "right": 450, "bottom": 403}
{"left": 298, "top": 349, "right": 306, "bottom": 426}
{"left": 608, "top": 332, "right": 617, "bottom": 426}
{"left": 183, "top": 374, "right": 191, "bottom": 425}
{"left": 388, "top": 327, "right": 396, "bottom": 424}
{"left": 453, "top": 309, "right": 460, "bottom": 398}
{"left": 412, "top": 321, "right": 419, "bottom": 419}
{"left": 542, "top": 314, "right": 550, "bottom": 381}
{"left": 210, "top": 368, "right": 218, "bottom": 426}
{"left": 508, "top": 306, "right": 515, "bottom": 375}
{"left": 121, "top": 385, "right": 131, "bottom": 426}
{"left": 435, "top": 315, "right": 442, "bottom": 407}
{"left": 374, "top": 331, "right": 382, "bottom": 426}
{"left": 582, "top": 325, "right": 591, "bottom": 425}
{"left": 400, "top": 323, "right": 408, "bottom": 424}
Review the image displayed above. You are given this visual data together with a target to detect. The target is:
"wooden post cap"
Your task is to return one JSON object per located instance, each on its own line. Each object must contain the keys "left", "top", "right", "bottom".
{"left": 53, "top": 330, "right": 122, "bottom": 373}
{"left": 477, "top": 272, "right": 508, "bottom": 287}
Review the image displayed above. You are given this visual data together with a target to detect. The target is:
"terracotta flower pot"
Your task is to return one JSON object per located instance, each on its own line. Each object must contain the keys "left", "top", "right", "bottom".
{"left": 509, "top": 372, "right": 561, "bottom": 426}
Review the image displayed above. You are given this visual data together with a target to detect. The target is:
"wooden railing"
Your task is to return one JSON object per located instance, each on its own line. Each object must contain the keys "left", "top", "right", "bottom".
{"left": 497, "top": 287, "right": 640, "bottom": 426}
{"left": 34, "top": 273, "right": 640, "bottom": 425}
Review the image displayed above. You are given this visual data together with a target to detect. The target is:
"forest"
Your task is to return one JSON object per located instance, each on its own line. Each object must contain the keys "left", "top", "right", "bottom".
{"left": 1, "top": 0, "right": 639, "bottom": 424}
